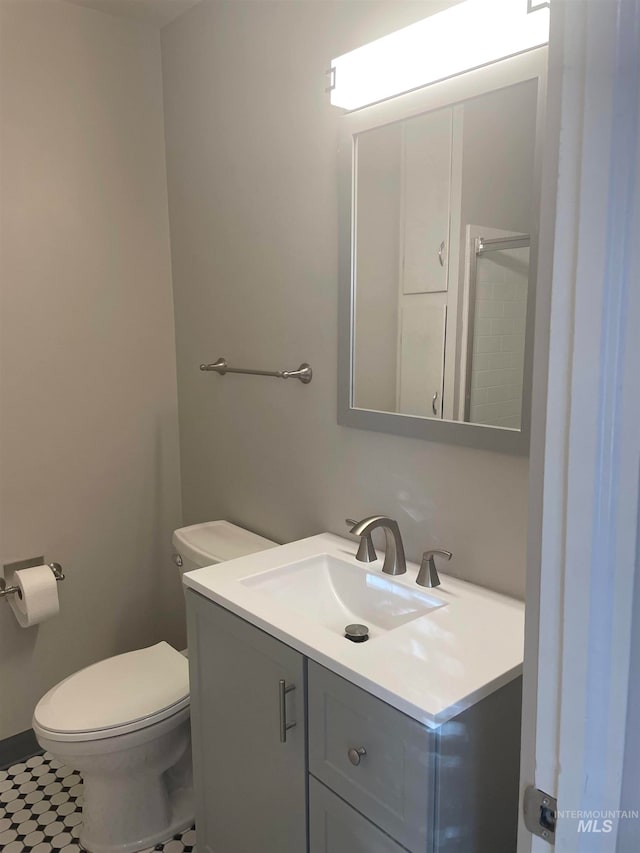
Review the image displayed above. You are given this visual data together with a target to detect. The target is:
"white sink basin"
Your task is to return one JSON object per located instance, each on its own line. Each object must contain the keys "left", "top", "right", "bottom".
{"left": 183, "top": 532, "right": 525, "bottom": 728}
{"left": 240, "top": 553, "right": 443, "bottom": 639}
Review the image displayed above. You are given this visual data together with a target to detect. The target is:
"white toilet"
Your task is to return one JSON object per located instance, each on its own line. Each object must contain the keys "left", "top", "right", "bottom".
{"left": 33, "top": 521, "right": 277, "bottom": 853}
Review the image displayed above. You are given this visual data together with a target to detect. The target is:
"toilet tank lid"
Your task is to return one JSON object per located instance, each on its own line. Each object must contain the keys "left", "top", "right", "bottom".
{"left": 172, "top": 520, "right": 277, "bottom": 566}
{"left": 33, "top": 642, "right": 189, "bottom": 736}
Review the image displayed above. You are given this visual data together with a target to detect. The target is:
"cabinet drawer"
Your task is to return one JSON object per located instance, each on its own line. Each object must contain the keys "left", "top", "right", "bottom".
{"left": 310, "top": 776, "right": 407, "bottom": 853}
{"left": 308, "top": 662, "right": 435, "bottom": 853}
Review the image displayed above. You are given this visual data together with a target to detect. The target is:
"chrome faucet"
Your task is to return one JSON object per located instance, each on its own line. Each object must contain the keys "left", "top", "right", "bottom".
{"left": 416, "top": 549, "right": 452, "bottom": 588}
{"left": 347, "top": 516, "right": 407, "bottom": 576}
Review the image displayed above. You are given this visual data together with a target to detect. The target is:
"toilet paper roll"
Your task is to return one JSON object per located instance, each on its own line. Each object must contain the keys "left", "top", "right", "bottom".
{"left": 8, "top": 565, "right": 60, "bottom": 627}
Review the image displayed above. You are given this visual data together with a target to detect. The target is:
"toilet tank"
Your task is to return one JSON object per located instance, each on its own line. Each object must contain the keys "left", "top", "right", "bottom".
{"left": 172, "top": 520, "right": 277, "bottom": 577}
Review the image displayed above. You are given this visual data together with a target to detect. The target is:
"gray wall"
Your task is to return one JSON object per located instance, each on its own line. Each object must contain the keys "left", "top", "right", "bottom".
{"left": 0, "top": 0, "right": 183, "bottom": 739}
{"left": 161, "top": 0, "right": 528, "bottom": 601}
{"left": 461, "top": 79, "right": 538, "bottom": 237}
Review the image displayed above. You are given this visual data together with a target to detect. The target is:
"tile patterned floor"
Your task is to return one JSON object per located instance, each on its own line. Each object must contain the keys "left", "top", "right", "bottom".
{"left": 0, "top": 752, "right": 196, "bottom": 852}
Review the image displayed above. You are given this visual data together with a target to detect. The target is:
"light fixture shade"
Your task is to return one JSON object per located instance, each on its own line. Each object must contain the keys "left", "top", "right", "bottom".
{"left": 330, "top": 0, "right": 550, "bottom": 111}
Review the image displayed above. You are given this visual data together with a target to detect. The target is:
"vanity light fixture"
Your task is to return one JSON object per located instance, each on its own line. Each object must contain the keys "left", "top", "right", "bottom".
{"left": 328, "top": 0, "right": 550, "bottom": 110}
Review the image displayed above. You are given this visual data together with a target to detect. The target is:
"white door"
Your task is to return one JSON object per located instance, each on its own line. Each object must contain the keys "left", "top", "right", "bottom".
{"left": 397, "top": 304, "right": 446, "bottom": 418}
{"left": 519, "top": 2, "right": 640, "bottom": 851}
{"left": 400, "top": 107, "right": 452, "bottom": 295}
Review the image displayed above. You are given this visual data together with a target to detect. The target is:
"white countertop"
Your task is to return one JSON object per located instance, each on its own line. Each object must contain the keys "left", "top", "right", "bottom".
{"left": 183, "top": 532, "right": 524, "bottom": 729}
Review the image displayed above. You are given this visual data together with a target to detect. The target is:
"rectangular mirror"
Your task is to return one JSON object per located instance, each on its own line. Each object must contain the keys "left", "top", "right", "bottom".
{"left": 338, "top": 49, "right": 547, "bottom": 454}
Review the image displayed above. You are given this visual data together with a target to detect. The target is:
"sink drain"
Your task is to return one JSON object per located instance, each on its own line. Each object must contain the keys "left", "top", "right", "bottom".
{"left": 345, "top": 623, "right": 369, "bottom": 643}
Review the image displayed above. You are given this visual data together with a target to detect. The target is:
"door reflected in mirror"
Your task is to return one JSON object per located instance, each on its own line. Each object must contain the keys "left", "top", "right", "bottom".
{"left": 351, "top": 78, "right": 537, "bottom": 431}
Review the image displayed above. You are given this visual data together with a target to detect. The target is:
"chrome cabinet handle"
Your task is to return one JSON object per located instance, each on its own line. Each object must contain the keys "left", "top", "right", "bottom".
{"left": 432, "top": 391, "right": 439, "bottom": 416}
{"left": 438, "top": 240, "right": 446, "bottom": 267}
{"left": 348, "top": 746, "right": 367, "bottom": 766}
{"left": 279, "top": 679, "right": 296, "bottom": 743}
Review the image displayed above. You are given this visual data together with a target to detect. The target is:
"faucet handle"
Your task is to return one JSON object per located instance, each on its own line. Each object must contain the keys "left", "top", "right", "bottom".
{"left": 424, "top": 549, "right": 452, "bottom": 561}
{"left": 417, "top": 549, "right": 452, "bottom": 588}
{"left": 345, "top": 518, "right": 377, "bottom": 563}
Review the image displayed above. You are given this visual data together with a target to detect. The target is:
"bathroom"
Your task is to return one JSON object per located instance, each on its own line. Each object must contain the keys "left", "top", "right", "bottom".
{"left": 1, "top": 1, "right": 638, "bottom": 852}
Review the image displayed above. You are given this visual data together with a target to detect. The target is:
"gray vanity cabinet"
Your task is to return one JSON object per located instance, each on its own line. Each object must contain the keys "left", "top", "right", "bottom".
{"left": 186, "top": 590, "right": 307, "bottom": 853}
{"left": 308, "top": 662, "right": 522, "bottom": 853}
{"left": 187, "top": 591, "right": 522, "bottom": 853}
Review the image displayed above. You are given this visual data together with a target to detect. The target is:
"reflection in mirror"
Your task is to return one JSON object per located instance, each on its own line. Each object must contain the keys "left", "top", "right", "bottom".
{"left": 351, "top": 78, "right": 537, "bottom": 432}
{"left": 464, "top": 233, "right": 530, "bottom": 429}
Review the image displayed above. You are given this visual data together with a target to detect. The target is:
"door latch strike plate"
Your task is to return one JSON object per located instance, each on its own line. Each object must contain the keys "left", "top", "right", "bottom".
{"left": 524, "top": 785, "right": 557, "bottom": 845}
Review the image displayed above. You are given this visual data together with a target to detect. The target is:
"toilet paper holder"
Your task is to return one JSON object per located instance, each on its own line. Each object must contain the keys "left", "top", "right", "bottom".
{"left": 0, "top": 561, "right": 65, "bottom": 599}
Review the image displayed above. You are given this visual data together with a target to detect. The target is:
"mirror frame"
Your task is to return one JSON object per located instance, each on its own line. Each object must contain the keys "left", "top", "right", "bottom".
{"left": 337, "top": 48, "right": 548, "bottom": 455}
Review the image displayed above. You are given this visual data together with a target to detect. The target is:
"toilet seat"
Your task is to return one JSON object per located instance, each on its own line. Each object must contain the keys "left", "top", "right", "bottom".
{"left": 33, "top": 642, "right": 190, "bottom": 742}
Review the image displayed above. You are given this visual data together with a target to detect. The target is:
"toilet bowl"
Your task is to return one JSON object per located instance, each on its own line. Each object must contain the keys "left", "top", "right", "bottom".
{"left": 33, "top": 521, "right": 277, "bottom": 853}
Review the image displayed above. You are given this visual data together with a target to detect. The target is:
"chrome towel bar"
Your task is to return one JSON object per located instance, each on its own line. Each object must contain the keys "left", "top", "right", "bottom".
{"left": 200, "top": 357, "right": 312, "bottom": 384}
{"left": 0, "top": 562, "right": 65, "bottom": 599}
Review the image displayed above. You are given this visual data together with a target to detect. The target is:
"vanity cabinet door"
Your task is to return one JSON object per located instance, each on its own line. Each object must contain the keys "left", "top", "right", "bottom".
{"left": 309, "top": 777, "right": 407, "bottom": 853}
{"left": 186, "top": 591, "right": 307, "bottom": 853}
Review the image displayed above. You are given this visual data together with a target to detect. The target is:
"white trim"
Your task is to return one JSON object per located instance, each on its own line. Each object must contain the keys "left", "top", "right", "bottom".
{"left": 521, "top": 0, "right": 640, "bottom": 850}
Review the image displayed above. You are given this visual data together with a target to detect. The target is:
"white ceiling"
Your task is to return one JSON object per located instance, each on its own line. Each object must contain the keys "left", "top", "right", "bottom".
{"left": 65, "top": 0, "right": 201, "bottom": 28}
